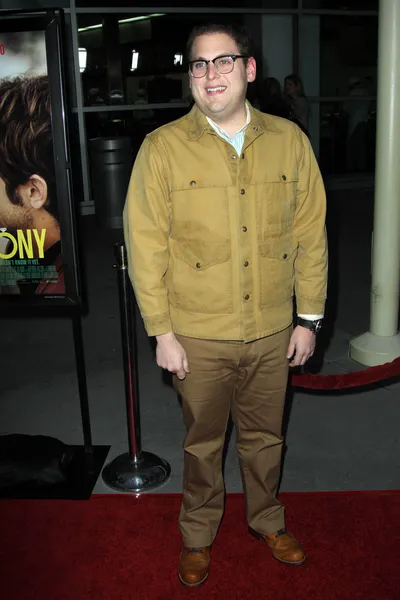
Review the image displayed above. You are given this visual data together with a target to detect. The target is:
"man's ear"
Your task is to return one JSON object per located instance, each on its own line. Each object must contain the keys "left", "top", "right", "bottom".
{"left": 17, "top": 175, "right": 48, "bottom": 210}
{"left": 246, "top": 57, "right": 257, "bottom": 84}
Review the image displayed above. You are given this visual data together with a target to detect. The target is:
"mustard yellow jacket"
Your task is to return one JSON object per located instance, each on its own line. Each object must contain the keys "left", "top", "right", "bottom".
{"left": 123, "top": 103, "right": 327, "bottom": 342}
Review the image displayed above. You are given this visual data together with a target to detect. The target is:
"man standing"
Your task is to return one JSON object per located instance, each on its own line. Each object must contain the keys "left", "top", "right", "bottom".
{"left": 123, "top": 23, "right": 327, "bottom": 587}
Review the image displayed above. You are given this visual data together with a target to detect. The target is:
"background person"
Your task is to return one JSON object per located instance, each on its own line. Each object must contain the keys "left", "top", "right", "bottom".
{"left": 343, "top": 76, "right": 370, "bottom": 172}
{"left": 259, "top": 76, "right": 309, "bottom": 135}
{"left": 284, "top": 73, "right": 309, "bottom": 133}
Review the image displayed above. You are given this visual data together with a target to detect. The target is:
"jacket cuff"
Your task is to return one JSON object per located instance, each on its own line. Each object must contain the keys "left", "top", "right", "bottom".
{"left": 296, "top": 296, "right": 326, "bottom": 316}
{"left": 142, "top": 312, "right": 173, "bottom": 337}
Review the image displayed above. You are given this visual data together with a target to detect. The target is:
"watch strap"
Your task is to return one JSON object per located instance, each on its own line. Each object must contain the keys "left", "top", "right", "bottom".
{"left": 297, "top": 317, "right": 323, "bottom": 333}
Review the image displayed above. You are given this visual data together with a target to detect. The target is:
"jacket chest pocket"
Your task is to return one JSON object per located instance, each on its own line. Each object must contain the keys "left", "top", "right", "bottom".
{"left": 168, "top": 239, "right": 233, "bottom": 314}
{"left": 171, "top": 187, "right": 230, "bottom": 240}
{"left": 255, "top": 173, "right": 298, "bottom": 236}
{"left": 259, "top": 236, "right": 298, "bottom": 309}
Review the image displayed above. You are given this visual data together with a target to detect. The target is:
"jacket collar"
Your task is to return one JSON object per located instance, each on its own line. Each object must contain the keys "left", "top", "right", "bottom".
{"left": 186, "top": 101, "right": 283, "bottom": 141}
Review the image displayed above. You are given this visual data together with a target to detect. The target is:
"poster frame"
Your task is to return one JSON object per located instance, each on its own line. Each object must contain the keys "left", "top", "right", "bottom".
{"left": 0, "top": 9, "right": 82, "bottom": 311}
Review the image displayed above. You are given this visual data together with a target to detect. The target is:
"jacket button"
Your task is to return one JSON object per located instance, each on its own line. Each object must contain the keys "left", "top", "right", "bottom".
{"left": 196, "top": 262, "right": 201, "bottom": 268}
{"left": 231, "top": 154, "right": 236, "bottom": 159}
{"left": 242, "top": 226, "right": 247, "bottom": 232}
{"left": 240, "top": 189, "right": 245, "bottom": 195}
{"left": 190, "top": 180, "right": 196, "bottom": 186}
{"left": 241, "top": 153, "right": 245, "bottom": 159}
{"left": 282, "top": 253, "right": 288, "bottom": 259}
{"left": 243, "top": 294, "right": 250, "bottom": 300}
{"left": 282, "top": 175, "right": 287, "bottom": 181}
{"left": 244, "top": 261, "right": 249, "bottom": 267}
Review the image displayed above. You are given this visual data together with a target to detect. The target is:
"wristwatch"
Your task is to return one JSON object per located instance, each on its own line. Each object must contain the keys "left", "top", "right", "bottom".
{"left": 297, "top": 317, "right": 323, "bottom": 334}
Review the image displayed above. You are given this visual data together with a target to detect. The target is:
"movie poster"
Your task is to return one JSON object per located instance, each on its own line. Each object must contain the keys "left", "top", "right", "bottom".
{"left": 0, "top": 30, "right": 65, "bottom": 297}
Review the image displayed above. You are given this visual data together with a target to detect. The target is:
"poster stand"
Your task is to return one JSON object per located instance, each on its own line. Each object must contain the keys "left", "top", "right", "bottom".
{"left": 67, "top": 310, "right": 110, "bottom": 499}
{"left": 72, "top": 312, "right": 93, "bottom": 453}
{"left": 0, "top": 9, "right": 109, "bottom": 498}
{"left": 0, "top": 306, "right": 110, "bottom": 500}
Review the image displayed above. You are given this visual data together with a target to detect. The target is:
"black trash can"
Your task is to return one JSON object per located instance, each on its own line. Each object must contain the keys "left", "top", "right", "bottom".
{"left": 89, "top": 137, "right": 133, "bottom": 229}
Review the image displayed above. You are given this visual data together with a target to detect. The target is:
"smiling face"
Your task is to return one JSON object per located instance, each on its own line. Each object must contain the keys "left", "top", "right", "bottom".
{"left": 189, "top": 32, "right": 256, "bottom": 128}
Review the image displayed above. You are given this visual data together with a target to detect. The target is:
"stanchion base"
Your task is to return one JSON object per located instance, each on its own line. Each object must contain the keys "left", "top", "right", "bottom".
{"left": 349, "top": 331, "right": 400, "bottom": 366}
{"left": 102, "top": 451, "right": 171, "bottom": 493}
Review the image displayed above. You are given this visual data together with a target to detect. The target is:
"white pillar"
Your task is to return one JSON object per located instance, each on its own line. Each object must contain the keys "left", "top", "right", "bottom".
{"left": 261, "top": 15, "right": 293, "bottom": 86}
{"left": 349, "top": 0, "right": 400, "bottom": 366}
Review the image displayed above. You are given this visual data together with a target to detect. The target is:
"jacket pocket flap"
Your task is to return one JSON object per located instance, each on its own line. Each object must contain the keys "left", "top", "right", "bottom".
{"left": 171, "top": 239, "right": 231, "bottom": 269}
{"left": 259, "top": 237, "right": 297, "bottom": 260}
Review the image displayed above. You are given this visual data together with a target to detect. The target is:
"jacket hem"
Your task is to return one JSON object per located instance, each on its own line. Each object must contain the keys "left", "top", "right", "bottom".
{"left": 171, "top": 321, "right": 293, "bottom": 343}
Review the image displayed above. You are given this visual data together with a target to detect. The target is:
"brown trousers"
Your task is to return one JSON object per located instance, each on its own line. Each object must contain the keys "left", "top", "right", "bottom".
{"left": 173, "top": 327, "right": 291, "bottom": 548}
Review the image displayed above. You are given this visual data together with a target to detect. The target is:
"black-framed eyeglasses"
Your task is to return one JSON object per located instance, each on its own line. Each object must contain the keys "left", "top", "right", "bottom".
{"left": 188, "top": 54, "right": 248, "bottom": 78}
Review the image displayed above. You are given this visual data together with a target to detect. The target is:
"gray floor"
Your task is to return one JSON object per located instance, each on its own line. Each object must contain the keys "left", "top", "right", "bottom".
{"left": 1, "top": 186, "right": 399, "bottom": 493}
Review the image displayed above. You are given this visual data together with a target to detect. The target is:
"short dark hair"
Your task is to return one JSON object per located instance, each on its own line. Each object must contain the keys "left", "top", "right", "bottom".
{"left": 186, "top": 23, "right": 254, "bottom": 63}
{"left": 284, "top": 74, "right": 305, "bottom": 97}
{"left": 0, "top": 76, "right": 57, "bottom": 219}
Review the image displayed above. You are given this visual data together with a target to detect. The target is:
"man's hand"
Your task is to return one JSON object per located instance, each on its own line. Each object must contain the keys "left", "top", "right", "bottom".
{"left": 156, "top": 332, "right": 190, "bottom": 380}
{"left": 286, "top": 325, "right": 316, "bottom": 367}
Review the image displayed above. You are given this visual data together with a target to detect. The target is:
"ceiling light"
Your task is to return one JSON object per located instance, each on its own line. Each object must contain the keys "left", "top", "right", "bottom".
{"left": 78, "top": 13, "right": 165, "bottom": 32}
{"left": 119, "top": 13, "right": 165, "bottom": 24}
{"left": 78, "top": 24, "right": 102, "bottom": 33}
{"left": 174, "top": 53, "right": 183, "bottom": 66}
{"left": 131, "top": 50, "right": 139, "bottom": 72}
{"left": 79, "top": 48, "right": 87, "bottom": 73}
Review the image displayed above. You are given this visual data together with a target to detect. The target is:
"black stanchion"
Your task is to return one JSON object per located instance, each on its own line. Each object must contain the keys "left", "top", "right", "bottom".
{"left": 72, "top": 313, "right": 93, "bottom": 453}
{"left": 102, "top": 243, "right": 171, "bottom": 493}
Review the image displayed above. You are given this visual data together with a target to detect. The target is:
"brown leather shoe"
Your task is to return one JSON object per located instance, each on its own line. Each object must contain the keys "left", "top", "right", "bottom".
{"left": 178, "top": 546, "right": 210, "bottom": 587}
{"left": 249, "top": 527, "right": 306, "bottom": 565}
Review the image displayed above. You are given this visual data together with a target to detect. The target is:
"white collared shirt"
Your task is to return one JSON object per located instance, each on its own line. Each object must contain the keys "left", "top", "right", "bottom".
{"left": 206, "top": 103, "right": 251, "bottom": 156}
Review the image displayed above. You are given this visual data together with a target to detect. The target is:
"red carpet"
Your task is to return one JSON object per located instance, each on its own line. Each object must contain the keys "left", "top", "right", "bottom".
{"left": 1, "top": 491, "right": 399, "bottom": 600}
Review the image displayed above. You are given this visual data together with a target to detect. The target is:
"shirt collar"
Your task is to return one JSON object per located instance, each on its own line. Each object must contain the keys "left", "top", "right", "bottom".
{"left": 186, "top": 102, "right": 283, "bottom": 141}
{"left": 206, "top": 103, "right": 251, "bottom": 139}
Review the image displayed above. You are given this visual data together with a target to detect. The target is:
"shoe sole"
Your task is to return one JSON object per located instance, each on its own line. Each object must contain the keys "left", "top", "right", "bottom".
{"left": 273, "top": 555, "right": 306, "bottom": 566}
{"left": 248, "top": 526, "right": 306, "bottom": 566}
{"left": 178, "top": 572, "right": 209, "bottom": 588}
